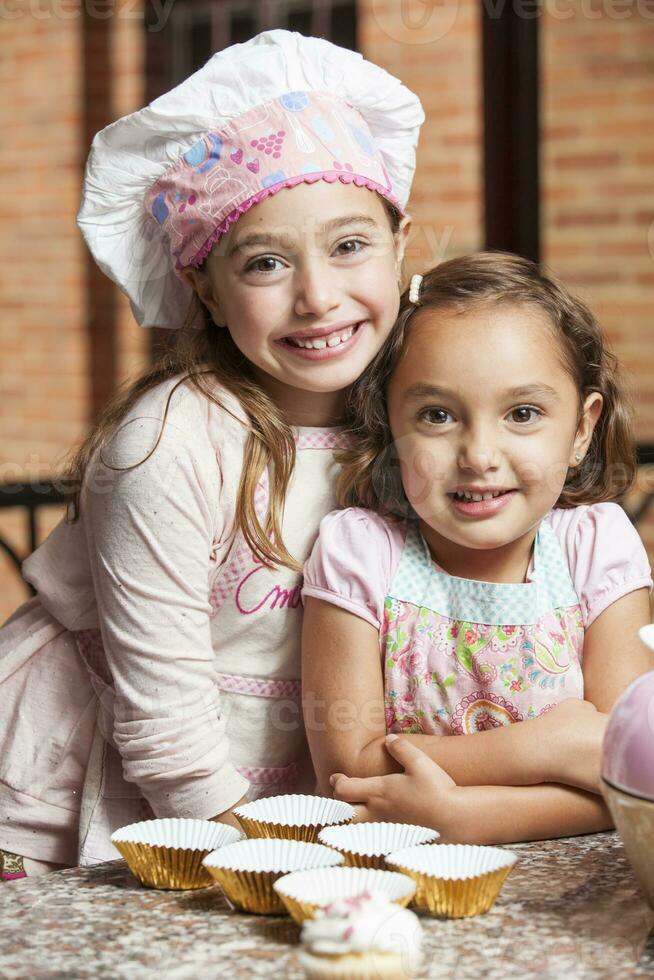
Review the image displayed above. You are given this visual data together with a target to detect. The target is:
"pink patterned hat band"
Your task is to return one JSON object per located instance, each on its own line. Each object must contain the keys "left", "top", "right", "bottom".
{"left": 145, "top": 91, "right": 400, "bottom": 272}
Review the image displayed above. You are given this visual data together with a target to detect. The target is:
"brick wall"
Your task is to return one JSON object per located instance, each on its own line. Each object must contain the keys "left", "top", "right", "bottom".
{"left": 541, "top": 3, "right": 654, "bottom": 557}
{"left": 0, "top": 4, "right": 147, "bottom": 622}
{"left": 359, "top": 0, "right": 484, "bottom": 273}
{"left": 2, "top": 6, "right": 653, "bottom": 623}
{"left": 1, "top": 16, "right": 85, "bottom": 480}
{"left": 2, "top": 2, "right": 485, "bottom": 621}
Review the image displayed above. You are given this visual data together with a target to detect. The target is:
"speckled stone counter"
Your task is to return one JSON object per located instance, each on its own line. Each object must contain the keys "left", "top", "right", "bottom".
{"left": 1, "top": 832, "right": 653, "bottom": 979}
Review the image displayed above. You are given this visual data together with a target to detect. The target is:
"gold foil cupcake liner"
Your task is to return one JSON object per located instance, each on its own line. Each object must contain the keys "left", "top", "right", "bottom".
{"left": 338, "top": 849, "right": 387, "bottom": 870}
{"left": 233, "top": 796, "right": 354, "bottom": 843}
{"left": 273, "top": 866, "right": 416, "bottom": 924}
{"left": 205, "top": 866, "right": 286, "bottom": 914}
{"left": 234, "top": 817, "right": 320, "bottom": 842}
{"left": 275, "top": 891, "right": 314, "bottom": 923}
{"left": 234, "top": 795, "right": 354, "bottom": 843}
{"left": 386, "top": 844, "right": 517, "bottom": 918}
{"left": 112, "top": 840, "right": 215, "bottom": 890}
{"left": 278, "top": 888, "right": 414, "bottom": 925}
{"left": 111, "top": 818, "right": 243, "bottom": 890}
{"left": 391, "top": 862, "right": 513, "bottom": 917}
{"left": 202, "top": 838, "right": 345, "bottom": 915}
{"left": 317, "top": 822, "right": 438, "bottom": 870}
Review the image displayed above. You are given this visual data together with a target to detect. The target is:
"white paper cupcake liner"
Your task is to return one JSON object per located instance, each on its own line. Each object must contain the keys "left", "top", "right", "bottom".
{"left": 386, "top": 843, "right": 517, "bottom": 880}
{"left": 233, "top": 794, "right": 354, "bottom": 842}
{"left": 386, "top": 844, "right": 517, "bottom": 918}
{"left": 273, "top": 866, "right": 417, "bottom": 923}
{"left": 202, "top": 838, "right": 345, "bottom": 914}
{"left": 203, "top": 838, "right": 344, "bottom": 873}
{"left": 317, "top": 822, "right": 439, "bottom": 869}
{"left": 111, "top": 818, "right": 242, "bottom": 851}
{"left": 110, "top": 818, "right": 243, "bottom": 890}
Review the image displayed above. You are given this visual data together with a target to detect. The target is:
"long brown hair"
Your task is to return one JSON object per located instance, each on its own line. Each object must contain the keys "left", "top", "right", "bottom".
{"left": 66, "top": 299, "right": 302, "bottom": 568}
{"left": 337, "top": 251, "right": 635, "bottom": 516}
{"left": 67, "top": 200, "right": 402, "bottom": 571}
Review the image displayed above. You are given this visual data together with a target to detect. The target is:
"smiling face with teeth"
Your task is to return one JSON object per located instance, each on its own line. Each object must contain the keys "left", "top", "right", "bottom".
{"left": 183, "top": 182, "right": 410, "bottom": 425}
{"left": 387, "top": 302, "right": 603, "bottom": 582}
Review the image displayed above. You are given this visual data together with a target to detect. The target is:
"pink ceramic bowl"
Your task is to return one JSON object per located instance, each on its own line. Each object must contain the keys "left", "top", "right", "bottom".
{"left": 601, "top": 629, "right": 654, "bottom": 908}
{"left": 601, "top": 666, "right": 654, "bottom": 801}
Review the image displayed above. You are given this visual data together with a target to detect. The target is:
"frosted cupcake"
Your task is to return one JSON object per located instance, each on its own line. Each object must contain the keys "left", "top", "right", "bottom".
{"left": 299, "top": 890, "right": 422, "bottom": 980}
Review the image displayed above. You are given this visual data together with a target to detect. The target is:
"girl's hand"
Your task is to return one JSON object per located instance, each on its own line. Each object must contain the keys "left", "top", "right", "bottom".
{"left": 330, "top": 734, "right": 465, "bottom": 839}
{"left": 332, "top": 732, "right": 614, "bottom": 845}
{"left": 211, "top": 795, "right": 249, "bottom": 829}
{"left": 535, "top": 699, "right": 608, "bottom": 793}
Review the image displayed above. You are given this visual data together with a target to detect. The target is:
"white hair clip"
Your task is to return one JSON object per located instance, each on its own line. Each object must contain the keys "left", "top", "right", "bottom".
{"left": 409, "top": 273, "right": 423, "bottom": 306}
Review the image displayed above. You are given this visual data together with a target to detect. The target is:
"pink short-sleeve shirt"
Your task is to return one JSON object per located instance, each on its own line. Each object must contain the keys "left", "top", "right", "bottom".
{"left": 303, "top": 503, "right": 652, "bottom": 735}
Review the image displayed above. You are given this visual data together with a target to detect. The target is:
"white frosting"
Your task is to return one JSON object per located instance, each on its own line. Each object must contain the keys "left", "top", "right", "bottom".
{"left": 300, "top": 890, "right": 422, "bottom": 971}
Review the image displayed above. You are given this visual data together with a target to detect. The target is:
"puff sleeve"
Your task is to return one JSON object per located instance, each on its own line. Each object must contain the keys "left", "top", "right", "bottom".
{"left": 548, "top": 503, "right": 652, "bottom": 629}
{"left": 302, "top": 508, "right": 405, "bottom": 629}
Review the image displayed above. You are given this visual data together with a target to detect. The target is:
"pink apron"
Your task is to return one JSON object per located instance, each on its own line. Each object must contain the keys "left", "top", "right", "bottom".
{"left": 383, "top": 520, "right": 585, "bottom": 735}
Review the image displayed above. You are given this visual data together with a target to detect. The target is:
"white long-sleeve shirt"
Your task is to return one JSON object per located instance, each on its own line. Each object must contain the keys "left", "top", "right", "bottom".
{"left": 0, "top": 377, "right": 345, "bottom": 864}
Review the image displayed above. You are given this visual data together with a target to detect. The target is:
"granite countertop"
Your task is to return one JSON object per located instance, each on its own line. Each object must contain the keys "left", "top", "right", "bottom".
{"left": 1, "top": 832, "right": 653, "bottom": 979}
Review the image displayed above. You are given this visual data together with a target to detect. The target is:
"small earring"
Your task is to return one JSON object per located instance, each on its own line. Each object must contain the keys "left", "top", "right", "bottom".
{"left": 574, "top": 453, "right": 582, "bottom": 462}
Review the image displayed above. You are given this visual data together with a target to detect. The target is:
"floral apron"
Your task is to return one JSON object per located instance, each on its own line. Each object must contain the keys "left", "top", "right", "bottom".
{"left": 383, "top": 520, "right": 585, "bottom": 735}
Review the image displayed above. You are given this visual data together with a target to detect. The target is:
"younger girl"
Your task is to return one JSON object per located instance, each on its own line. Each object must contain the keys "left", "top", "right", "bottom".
{"left": 0, "top": 30, "right": 423, "bottom": 877}
{"left": 302, "top": 252, "right": 653, "bottom": 843}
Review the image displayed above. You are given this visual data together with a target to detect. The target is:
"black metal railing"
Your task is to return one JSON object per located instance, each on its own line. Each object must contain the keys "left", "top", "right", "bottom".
{"left": 0, "top": 482, "right": 69, "bottom": 596}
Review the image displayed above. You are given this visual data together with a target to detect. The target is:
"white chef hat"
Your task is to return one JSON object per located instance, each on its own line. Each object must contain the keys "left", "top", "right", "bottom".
{"left": 77, "top": 30, "right": 424, "bottom": 329}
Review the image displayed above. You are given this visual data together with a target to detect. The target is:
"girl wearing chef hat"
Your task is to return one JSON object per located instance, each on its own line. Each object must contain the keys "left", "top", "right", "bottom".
{"left": 0, "top": 30, "right": 423, "bottom": 878}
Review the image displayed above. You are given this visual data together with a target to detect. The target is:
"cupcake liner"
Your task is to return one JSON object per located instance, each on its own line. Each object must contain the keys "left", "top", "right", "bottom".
{"left": 317, "top": 822, "right": 439, "bottom": 870}
{"left": 233, "top": 794, "right": 354, "bottom": 843}
{"left": 202, "top": 838, "right": 344, "bottom": 914}
{"left": 273, "top": 866, "right": 417, "bottom": 924}
{"left": 110, "top": 818, "right": 243, "bottom": 890}
{"left": 299, "top": 949, "right": 414, "bottom": 980}
{"left": 386, "top": 843, "right": 517, "bottom": 918}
